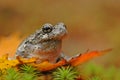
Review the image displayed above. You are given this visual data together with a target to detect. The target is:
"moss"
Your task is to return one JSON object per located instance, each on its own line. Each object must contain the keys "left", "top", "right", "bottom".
{"left": 53, "top": 66, "right": 78, "bottom": 80}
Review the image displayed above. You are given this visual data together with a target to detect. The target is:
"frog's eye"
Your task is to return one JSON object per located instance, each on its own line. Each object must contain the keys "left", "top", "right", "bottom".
{"left": 42, "top": 24, "right": 53, "bottom": 33}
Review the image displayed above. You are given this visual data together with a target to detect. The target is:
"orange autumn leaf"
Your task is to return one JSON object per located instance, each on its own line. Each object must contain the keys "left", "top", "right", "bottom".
{"left": 0, "top": 49, "right": 111, "bottom": 71}
{"left": 0, "top": 54, "right": 66, "bottom": 71}
{"left": 0, "top": 54, "right": 19, "bottom": 70}
{"left": 0, "top": 33, "right": 111, "bottom": 72}
{"left": 31, "top": 59, "right": 67, "bottom": 71}
{"left": 16, "top": 49, "right": 111, "bottom": 71}
{"left": 16, "top": 56, "right": 67, "bottom": 71}
{"left": 16, "top": 56, "right": 37, "bottom": 64}
{"left": 68, "top": 49, "right": 112, "bottom": 66}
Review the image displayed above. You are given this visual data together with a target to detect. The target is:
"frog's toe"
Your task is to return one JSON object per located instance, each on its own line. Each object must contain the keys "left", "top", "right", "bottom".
{"left": 56, "top": 57, "right": 64, "bottom": 63}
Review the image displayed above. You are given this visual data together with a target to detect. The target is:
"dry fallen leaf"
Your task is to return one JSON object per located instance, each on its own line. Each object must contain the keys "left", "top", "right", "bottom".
{"left": 0, "top": 49, "right": 111, "bottom": 71}
{"left": 0, "top": 54, "right": 19, "bottom": 70}
{"left": 68, "top": 49, "right": 112, "bottom": 66}
{"left": 31, "top": 59, "right": 67, "bottom": 71}
{"left": 0, "top": 33, "right": 111, "bottom": 72}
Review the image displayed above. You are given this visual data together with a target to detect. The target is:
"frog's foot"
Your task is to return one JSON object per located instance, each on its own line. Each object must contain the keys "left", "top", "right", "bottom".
{"left": 56, "top": 56, "right": 64, "bottom": 63}
{"left": 56, "top": 53, "right": 70, "bottom": 63}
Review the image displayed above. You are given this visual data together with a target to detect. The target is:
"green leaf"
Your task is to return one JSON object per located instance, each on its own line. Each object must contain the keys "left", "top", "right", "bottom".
{"left": 20, "top": 64, "right": 41, "bottom": 75}
{"left": 21, "top": 73, "right": 37, "bottom": 80}
{"left": 5, "top": 68, "right": 21, "bottom": 80}
{"left": 53, "top": 66, "right": 78, "bottom": 80}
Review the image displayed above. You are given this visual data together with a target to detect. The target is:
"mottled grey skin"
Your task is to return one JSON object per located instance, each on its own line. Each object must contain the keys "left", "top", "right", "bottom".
{"left": 16, "top": 23, "right": 67, "bottom": 63}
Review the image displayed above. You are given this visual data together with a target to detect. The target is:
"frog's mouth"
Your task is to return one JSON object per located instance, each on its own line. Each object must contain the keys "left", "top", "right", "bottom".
{"left": 50, "top": 23, "right": 67, "bottom": 40}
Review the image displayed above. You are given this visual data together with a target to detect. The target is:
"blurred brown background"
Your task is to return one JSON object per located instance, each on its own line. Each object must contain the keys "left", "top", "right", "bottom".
{"left": 0, "top": 0, "right": 120, "bottom": 67}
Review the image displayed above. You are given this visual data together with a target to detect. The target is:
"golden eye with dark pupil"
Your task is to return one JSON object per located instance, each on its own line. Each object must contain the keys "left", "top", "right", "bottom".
{"left": 42, "top": 26, "right": 52, "bottom": 33}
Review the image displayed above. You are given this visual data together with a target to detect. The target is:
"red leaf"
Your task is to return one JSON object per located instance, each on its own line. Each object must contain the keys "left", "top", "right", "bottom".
{"left": 68, "top": 49, "right": 112, "bottom": 66}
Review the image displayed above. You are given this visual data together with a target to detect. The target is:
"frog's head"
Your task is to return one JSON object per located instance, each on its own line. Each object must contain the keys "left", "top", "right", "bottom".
{"left": 40, "top": 22, "right": 67, "bottom": 40}
{"left": 52, "top": 22, "right": 67, "bottom": 40}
